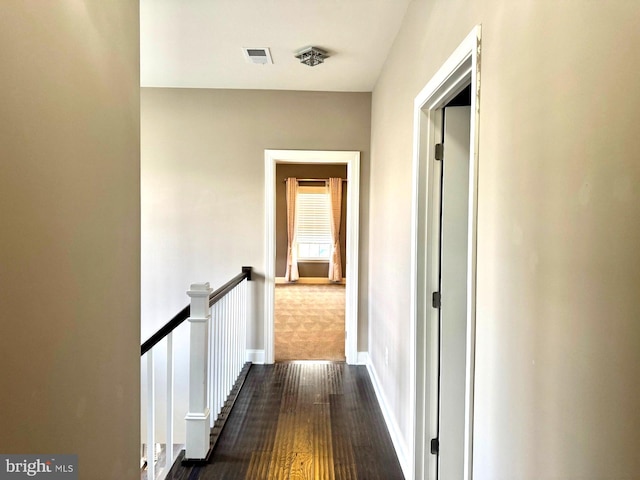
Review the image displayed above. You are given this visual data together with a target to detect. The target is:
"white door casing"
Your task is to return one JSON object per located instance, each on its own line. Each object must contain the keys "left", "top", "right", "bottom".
{"left": 264, "top": 150, "right": 360, "bottom": 365}
{"left": 410, "top": 26, "right": 481, "bottom": 480}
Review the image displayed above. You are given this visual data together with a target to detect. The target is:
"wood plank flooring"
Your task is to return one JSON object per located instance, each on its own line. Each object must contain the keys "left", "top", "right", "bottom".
{"left": 176, "top": 362, "right": 404, "bottom": 480}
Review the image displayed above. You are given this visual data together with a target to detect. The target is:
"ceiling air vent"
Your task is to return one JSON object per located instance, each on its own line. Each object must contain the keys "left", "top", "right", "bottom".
{"left": 242, "top": 47, "right": 273, "bottom": 65}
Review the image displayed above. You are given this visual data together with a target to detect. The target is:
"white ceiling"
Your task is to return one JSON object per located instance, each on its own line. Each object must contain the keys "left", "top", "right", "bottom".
{"left": 140, "top": 0, "right": 412, "bottom": 92}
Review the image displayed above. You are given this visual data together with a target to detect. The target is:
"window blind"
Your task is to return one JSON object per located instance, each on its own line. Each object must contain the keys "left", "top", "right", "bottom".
{"left": 295, "top": 186, "right": 332, "bottom": 245}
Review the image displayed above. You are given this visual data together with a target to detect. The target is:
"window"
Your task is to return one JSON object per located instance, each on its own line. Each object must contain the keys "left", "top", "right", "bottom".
{"left": 295, "top": 186, "right": 332, "bottom": 261}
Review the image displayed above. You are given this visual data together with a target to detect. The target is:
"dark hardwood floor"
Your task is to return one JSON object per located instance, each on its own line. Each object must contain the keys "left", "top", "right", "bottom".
{"left": 169, "top": 362, "right": 404, "bottom": 480}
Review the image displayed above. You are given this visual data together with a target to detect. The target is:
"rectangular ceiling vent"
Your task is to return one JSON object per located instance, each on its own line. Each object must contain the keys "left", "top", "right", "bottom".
{"left": 243, "top": 47, "right": 273, "bottom": 65}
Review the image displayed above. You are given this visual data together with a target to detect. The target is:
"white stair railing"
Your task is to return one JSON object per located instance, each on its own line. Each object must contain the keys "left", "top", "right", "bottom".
{"left": 209, "top": 276, "right": 249, "bottom": 426}
{"left": 141, "top": 332, "right": 176, "bottom": 480}
{"left": 141, "top": 267, "right": 252, "bottom": 479}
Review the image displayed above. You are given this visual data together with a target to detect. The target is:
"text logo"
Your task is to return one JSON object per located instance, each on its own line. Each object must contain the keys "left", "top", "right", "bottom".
{"left": 0, "top": 455, "right": 77, "bottom": 480}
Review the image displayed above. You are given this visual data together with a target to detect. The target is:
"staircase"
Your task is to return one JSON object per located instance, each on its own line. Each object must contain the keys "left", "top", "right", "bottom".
{"left": 140, "top": 267, "right": 253, "bottom": 480}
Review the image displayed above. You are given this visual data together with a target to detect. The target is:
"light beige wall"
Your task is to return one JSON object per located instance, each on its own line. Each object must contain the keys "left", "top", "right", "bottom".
{"left": 141, "top": 88, "right": 371, "bottom": 353}
{"left": 0, "top": 2, "right": 140, "bottom": 478}
{"left": 370, "top": 0, "right": 640, "bottom": 477}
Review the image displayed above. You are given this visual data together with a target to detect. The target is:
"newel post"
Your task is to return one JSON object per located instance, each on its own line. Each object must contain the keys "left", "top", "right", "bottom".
{"left": 185, "top": 282, "right": 213, "bottom": 460}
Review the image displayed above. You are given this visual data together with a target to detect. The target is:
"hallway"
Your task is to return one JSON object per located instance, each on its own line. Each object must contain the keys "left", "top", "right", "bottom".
{"left": 169, "top": 362, "right": 404, "bottom": 480}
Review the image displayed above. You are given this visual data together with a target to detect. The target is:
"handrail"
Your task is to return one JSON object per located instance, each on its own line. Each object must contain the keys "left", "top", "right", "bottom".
{"left": 141, "top": 266, "right": 252, "bottom": 355}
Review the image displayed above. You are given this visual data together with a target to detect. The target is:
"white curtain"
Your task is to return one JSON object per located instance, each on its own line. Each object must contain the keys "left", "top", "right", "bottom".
{"left": 285, "top": 177, "right": 299, "bottom": 282}
{"left": 328, "top": 177, "right": 343, "bottom": 282}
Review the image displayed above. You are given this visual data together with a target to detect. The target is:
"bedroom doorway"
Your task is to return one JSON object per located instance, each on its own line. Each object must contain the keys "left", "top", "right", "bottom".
{"left": 273, "top": 164, "right": 348, "bottom": 362}
{"left": 265, "top": 150, "right": 360, "bottom": 365}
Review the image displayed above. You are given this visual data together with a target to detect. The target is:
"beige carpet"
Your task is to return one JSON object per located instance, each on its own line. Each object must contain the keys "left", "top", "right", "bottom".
{"left": 275, "top": 283, "right": 346, "bottom": 362}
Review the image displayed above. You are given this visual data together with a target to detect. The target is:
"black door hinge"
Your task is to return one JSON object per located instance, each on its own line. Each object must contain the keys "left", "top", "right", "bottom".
{"left": 432, "top": 291, "right": 441, "bottom": 309}
{"left": 430, "top": 437, "right": 440, "bottom": 455}
{"left": 435, "top": 143, "right": 444, "bottom": 161}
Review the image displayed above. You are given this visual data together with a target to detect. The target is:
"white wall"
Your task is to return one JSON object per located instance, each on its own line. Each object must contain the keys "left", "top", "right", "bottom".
{"left": 0, "top": 2, "right": 140, "bottom": 478}
{"left": 141, "top": 88, "right": 371, "bottom": 440}
{"left": 369, "top": 1, "right": 640, "bottom": 478}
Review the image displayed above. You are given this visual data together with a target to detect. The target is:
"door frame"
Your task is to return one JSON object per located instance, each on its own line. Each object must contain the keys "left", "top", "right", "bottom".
{"left": 264, "top": 149, "right": 360, "bottom": 365}
{"left": 410, "top": 26, "right": 481, "bottom": 480}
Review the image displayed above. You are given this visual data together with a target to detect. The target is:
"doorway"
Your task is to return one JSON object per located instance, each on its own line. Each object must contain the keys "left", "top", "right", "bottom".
{"left": 265, "top": 150, "right": 360, "bottom": 365}
{"left": 437, "top": 101, "right": 471, "bottom": 479}
{"left": 273, "top": 163, "right": 348, "bottom": 362}
{"left": 410, "top": 27, "right": 481, "bottom": 480}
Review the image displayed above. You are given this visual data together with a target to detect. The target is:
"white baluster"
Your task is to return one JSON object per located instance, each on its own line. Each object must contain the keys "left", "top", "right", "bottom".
{"left": 242, "top": 280, "right": 247, "bottom": 364}
{"left": 214, "top": 302, "right": 221, "bottom": 418}
{"left": 228, "top": 296, "right": 233, "bottom": 396}
{"left": 216, "top": 304, "right": 220, "bottom": 425}
{"left": 236, "top": 286, "right": 241, "bottom": 373}
{"left": 242, "top": 281, "right": 246, "bottom": 362}
{"left": 237, "top": 285, "right": 241, "bottom": 366}
{"left": 185, "top": 282, "right": 212, "bottom": 460}
{"left": 233, "top": 288, "right": 237, "bottom": 384}
{"left": 166, "top": 333, "right": 174, "bottom": 470}
{"left": 146, "top": 351, "right": 155, "bottom": 480}
{"left": 240, "top": 281, "right": 245, "bottom": 364}
{"left": 237, "top": 283, "right": 242, "bottom": 369}
{"left": 208, "top": 305, "right": 215, "bottom": 428}
{"left": 215, "top": 300, "right": 221, "bottom": 417}
{"left": 244, "top": 279, "right": 248, "bottom": 362}
{"left": 222, "top": 296, "right": 229, "bottom": 398}
{"left": 217, "top": 300, "right": 223, "bottom": 416}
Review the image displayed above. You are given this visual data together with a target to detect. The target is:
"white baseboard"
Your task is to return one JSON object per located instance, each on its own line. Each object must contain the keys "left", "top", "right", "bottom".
{"left": 357, "top": 351, "right": 369, "bottom": 365}
{"left": 275, "top": 276, "right": 346, "bottom": 285}
{"left": 365, "top": 358, "right": 410, "bottom": 479}
{"left": 246, "top": 349, "right": 265, "bottom": 364}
